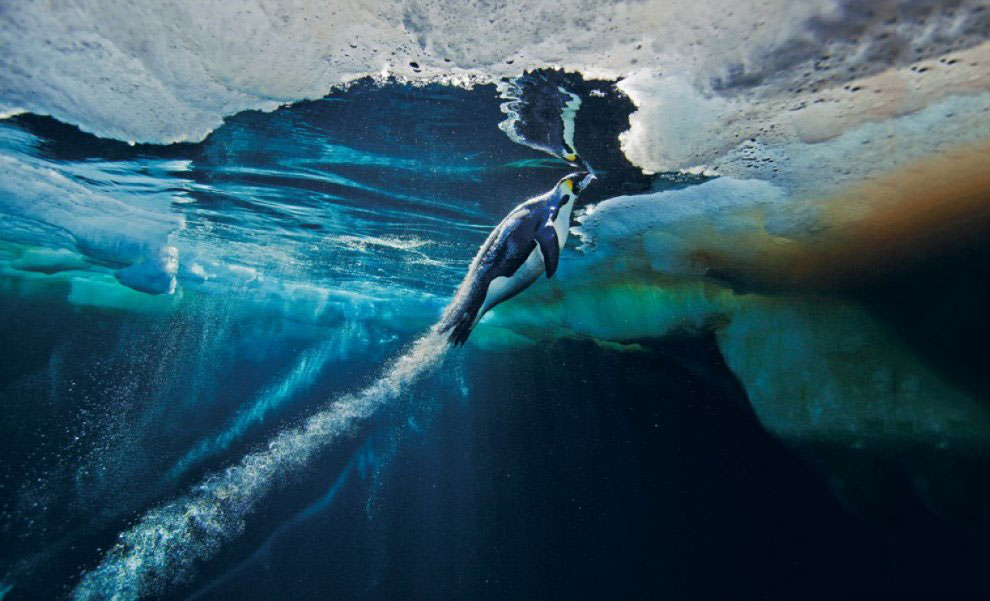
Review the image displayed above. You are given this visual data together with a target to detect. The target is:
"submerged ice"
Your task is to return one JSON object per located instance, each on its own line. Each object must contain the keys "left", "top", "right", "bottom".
{"left": 2, "top": 1, "right": 990, "bottom": 599}
{"left": 3, "top": 1, "right": 988, "bottom": 302}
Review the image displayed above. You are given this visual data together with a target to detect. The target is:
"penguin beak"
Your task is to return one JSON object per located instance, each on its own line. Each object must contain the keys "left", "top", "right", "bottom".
{"left": 573, "top": 171, "right": 595, "bottom": 193}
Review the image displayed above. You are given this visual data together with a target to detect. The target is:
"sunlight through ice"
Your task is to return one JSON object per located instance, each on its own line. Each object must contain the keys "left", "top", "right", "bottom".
{"left": 73, "top": 330, "right": 449, "bottom": 600}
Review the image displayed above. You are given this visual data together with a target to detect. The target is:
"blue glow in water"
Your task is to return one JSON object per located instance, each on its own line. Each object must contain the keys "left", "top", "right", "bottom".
{"left": 167, "top": 337, "right": 340, "bottom": 482}
{"left": 0, "top": 80, "right": 591, "bottom": 599}
{"left": 4, "top": 75, "right": 990, "bottom": 601}
{"left": 187, "top": 444, "right": 364, "bottom": 601}
{"left": 0, "top": 82, "right": 573, "bottom": 308}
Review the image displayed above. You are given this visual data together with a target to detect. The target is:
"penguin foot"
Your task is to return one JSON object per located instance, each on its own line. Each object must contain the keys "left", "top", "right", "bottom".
{"left": 442, "top": 311, "right": 475, "bottom": 346}
{"left": 438, "top": 304, "right": 479, "bottom": 347}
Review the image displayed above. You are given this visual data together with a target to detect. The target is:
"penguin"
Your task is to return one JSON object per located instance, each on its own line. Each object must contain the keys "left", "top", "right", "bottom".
{"left": 439, "top": 171, "right": 593, "bottom": 346}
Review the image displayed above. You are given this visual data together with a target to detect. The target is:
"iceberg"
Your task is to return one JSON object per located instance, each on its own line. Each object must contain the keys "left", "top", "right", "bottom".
{"left": 1, "top": 1, "right": 989, "bottom": 599}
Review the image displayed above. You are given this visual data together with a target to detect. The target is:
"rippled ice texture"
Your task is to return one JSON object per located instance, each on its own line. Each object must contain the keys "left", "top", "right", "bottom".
{"left": 3, "top": 2, "right": 990, "bottom": 600}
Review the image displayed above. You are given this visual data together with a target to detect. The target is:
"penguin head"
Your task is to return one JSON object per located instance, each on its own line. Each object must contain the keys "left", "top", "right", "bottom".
{"left": 557, "top": 171, "right": 594, "bottom": 199}
{"left": 552, "top": 173, "right": 586, "bottom": 211}
{"left": 563, "top": 152, "right": 587, "bottom": 171}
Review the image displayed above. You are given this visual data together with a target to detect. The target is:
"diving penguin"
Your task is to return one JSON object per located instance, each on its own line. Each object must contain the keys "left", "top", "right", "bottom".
{"left": 439, "top": 172, "right": 593, "bottom": 346}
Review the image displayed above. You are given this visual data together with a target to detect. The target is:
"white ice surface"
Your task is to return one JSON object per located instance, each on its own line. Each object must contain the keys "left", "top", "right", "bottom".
{"left": 1, "top": 0, "right": 989, "bottom": 303}
{"left": 3, "top": 1, "right": 988, "bottom": 165}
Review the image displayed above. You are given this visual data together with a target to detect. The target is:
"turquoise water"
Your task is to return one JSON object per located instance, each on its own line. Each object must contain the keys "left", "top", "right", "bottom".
{"left": 2, "top": 74, "right": 990, "bottom": 601}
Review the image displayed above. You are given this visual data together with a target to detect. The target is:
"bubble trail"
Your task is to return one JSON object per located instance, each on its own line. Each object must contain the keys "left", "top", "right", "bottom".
{"left": 167, "top": 338, "right": 338, "bottom": 482}
{"left": 72, "top": 330, "right": 448, "bottom": 601}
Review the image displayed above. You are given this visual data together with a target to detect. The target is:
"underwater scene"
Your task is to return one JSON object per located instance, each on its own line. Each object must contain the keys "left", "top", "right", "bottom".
{"left": 1, "top": 1, "right": 990, "bottom": 599}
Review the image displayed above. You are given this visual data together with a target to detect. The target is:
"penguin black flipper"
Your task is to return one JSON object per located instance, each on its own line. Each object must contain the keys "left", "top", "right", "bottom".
{"left": 535, "top": 222, "right": 560, "bottom": 278}
{"left": 440, "top": 172, "right": 589, "bottom": 347}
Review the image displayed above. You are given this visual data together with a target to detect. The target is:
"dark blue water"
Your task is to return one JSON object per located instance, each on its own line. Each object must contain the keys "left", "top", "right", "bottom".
{"left": 2, "top": 79, "right": 990, "bottom": 600}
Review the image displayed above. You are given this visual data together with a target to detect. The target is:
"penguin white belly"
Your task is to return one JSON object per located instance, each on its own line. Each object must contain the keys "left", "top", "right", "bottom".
{"left": 554, "top": 203, "right": 573, "bottom": 251}
{"left": 474, "top": 205, "right": 574, "bottom": 327}
{"left": 476, "top": 245, "right": 545, "bottom": 323}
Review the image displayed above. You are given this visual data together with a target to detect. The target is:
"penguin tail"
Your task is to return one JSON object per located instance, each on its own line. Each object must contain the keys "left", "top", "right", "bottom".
{"left": 437, "top": 294, "right": 483, "bottom": 347}
{"left": 438, "top": 307, "right": 478, "bottom": 346}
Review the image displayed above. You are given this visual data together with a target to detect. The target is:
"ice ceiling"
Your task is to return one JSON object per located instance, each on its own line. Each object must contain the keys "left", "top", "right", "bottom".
{"left": 2, "top": 0, "right": 989, "bottom": 452}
